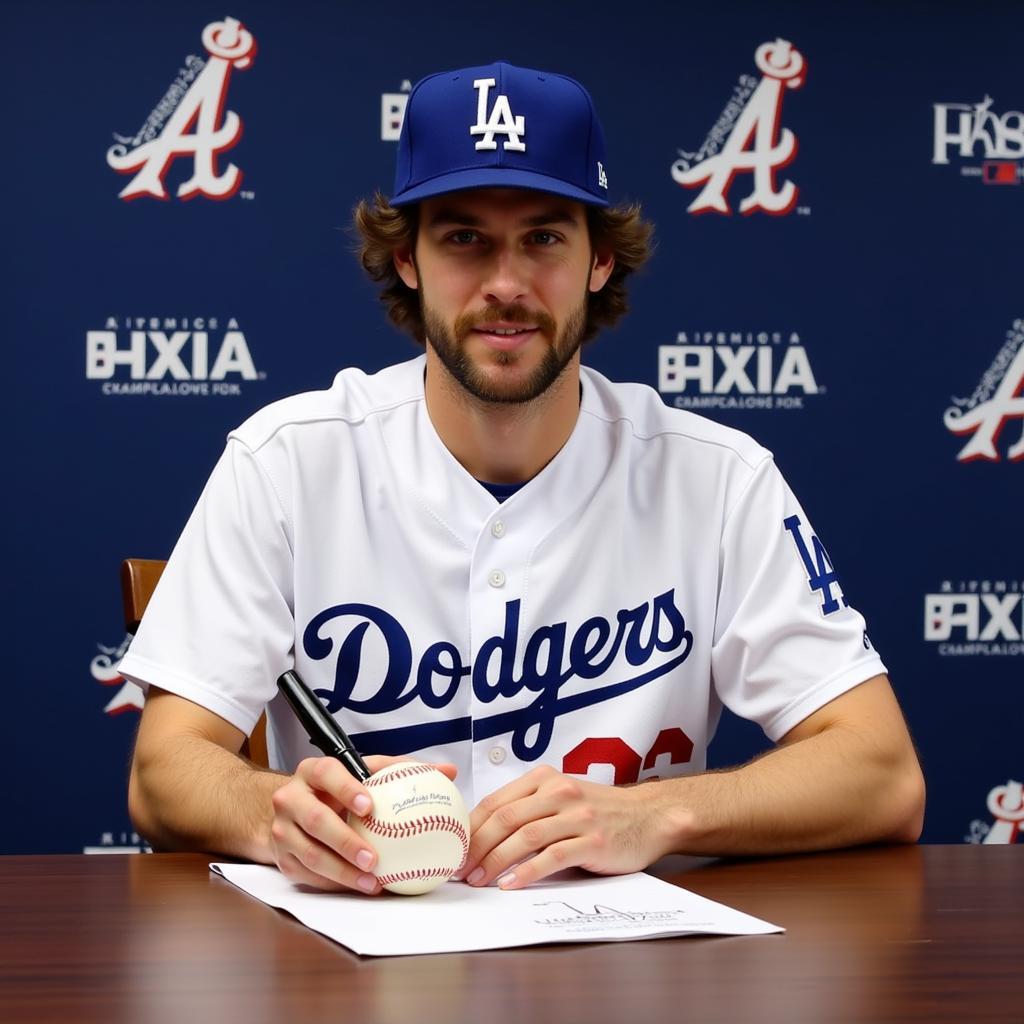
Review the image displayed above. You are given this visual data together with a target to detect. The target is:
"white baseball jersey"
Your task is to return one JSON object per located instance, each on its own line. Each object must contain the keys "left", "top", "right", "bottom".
{"left": 118, "top": 355, "right": 886, "bottom": 807}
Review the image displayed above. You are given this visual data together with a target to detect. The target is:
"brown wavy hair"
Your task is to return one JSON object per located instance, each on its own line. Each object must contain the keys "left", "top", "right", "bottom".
{"left": 352, "top": 191, "right": 654, "bottom": 345}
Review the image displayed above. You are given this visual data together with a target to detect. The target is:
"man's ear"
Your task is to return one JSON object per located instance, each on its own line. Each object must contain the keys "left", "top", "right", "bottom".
{"left": 589, "top": 246, "right": 615, "bottom": 293}
{"left": 394, "top": 246, "right": 419, "bottom": 289}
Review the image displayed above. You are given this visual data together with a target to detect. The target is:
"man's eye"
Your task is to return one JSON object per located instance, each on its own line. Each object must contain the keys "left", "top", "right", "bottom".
{"left": 449, "top": 230, "right": 478, "bottom": 245}
{"left": 530, "top": 231, "right": 559, "bottom": 245}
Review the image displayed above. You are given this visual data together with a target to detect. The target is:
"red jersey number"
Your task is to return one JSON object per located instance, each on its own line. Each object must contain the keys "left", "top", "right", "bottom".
{"left": 563, "top": 728, "right": 694, "bottom": 785}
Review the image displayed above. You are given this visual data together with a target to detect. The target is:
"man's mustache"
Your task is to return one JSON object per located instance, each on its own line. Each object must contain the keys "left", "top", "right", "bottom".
{"left": 454, "top": 305, "right": 557, "bottom": 340}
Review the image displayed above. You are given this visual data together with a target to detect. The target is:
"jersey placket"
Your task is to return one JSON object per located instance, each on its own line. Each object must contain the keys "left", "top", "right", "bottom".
{"left": 467, "top": 506, "right": 535, "bottom": 796}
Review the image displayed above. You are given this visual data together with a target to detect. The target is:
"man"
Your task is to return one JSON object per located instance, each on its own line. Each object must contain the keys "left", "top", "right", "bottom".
{"left": 122, "top": 61, "right": 925, "bottom": 895}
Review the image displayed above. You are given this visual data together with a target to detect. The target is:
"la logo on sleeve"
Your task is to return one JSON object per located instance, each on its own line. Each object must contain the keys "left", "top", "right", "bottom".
{"left": 783, "top": 514, "right": 848, "bottom": 616}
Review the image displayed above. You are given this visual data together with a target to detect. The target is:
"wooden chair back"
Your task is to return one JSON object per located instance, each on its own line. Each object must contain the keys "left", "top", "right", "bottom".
{"left": 120, "top": 558, "right": 268, "bottom": 768}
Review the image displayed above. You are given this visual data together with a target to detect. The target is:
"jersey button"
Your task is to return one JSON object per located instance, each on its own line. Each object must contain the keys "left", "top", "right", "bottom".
{"left": 491, "top": 520, "right": 506, "bottom": 538}
{"left": 488, "top": 747, "right": 506, "bottom": 765}
{"left": 488, "top": 569, "right": 506, "bottom": 588}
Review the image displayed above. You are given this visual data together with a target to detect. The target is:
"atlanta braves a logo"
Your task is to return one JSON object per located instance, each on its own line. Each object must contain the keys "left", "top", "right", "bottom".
{"left": 303, "top": 591, "right": 693, "bottom": 761}
{"left": 90, "top": 635, "right": 145, "bottom": 714}
{"left": 784, "top": 515, "right": 848, "bottom": 616}
{"left": 672, "top": 38, "right": 805, "bottom": 215}
{"left": 943, "top": 320, "right": 1024, "bottom": 462}
{"left": 106, "top": 17, "right": 256, "bottom": 200}
{"left": 471, "top": 78, "right": 526, "bottom": 151}
{"left": 966, "top": 779, "right": 1024, "bottom": 844}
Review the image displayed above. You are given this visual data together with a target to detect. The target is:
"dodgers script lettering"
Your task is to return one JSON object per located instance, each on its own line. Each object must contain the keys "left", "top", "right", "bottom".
{"left": 303, "top": 591, "right": 694, "bottom": 759}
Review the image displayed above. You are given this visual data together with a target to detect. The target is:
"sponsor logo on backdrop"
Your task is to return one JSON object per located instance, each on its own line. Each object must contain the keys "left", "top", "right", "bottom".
{"left": 658, "top": 330, "right": 822, "bottom": 410}
{"left": 943, "top": 319, "right": 1024, "bottom": 462}
{"left": 671, "top": 38, "right": 806, "bottom": 215}
{"left": 965, "top": 779, "right": 1024, "bottom": 844}
{"left": 86, "top": 644, "right": 149, "bottom": 854}
{"left": 933, "top": 96, "right": 1023, "bottom": 185}
{"left": 83, "top": 830, "right": 151, "bottom": 855}
{"left": 107, "top": 16, "right": 257, "bottom": 200}
{"left": 381, "top": 80, "right": 412, "bottom": 141}
{"left": 86, "top": 316, "right": 265, "bottom": 396}
{"left": 91, "top": 635, "right": 145, "bottom": 714}
{"left": 924, "top": 580, "right": 1023, "bottom": 656}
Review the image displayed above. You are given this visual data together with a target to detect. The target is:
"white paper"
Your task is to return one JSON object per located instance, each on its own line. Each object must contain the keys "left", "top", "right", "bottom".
{"left": 210, "top": 863, "right": 783, "bottom": 956}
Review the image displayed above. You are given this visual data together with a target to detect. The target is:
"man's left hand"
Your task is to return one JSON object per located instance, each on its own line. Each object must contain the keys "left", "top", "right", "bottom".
{"left": 459, "top": 765, "right": 670, "bottom": 890}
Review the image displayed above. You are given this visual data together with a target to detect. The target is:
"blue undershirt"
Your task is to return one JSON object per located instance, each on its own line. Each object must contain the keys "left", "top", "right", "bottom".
{"left": 477, "top": 479, "right": 526, "bottom": 502}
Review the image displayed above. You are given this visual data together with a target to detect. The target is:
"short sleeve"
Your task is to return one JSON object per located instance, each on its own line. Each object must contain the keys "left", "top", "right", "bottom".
{"left": 117, "top": 438, "right": 295, "bottom": 734}
{"left": 711, "top": 457, "right": 887, "bottom": 741}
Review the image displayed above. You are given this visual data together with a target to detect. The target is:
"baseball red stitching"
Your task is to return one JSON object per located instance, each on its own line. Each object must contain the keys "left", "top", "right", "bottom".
{"left": 368, "top": 763, "right": 441, "bottom": 785}
{"left": 362, "top": 814, "right": 469, "bottom": 861}
{"left": 377, "top": 866, "right": 454, "bottom": 886}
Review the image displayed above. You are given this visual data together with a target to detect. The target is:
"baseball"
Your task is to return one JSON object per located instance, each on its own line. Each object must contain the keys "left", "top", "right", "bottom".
{"left": 349, "top": 761, "right": 470, "bottom": 895}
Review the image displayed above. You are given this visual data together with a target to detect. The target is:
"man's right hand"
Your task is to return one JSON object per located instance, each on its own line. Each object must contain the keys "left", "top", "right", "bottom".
{"left": 269, "top": 755, "right": 458, "bottom": 894}
{"left": 129, "top": 689, "right": 459, "bottom": 894}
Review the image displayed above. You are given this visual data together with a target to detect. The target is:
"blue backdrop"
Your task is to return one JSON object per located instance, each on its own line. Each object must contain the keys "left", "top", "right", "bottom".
{"left": 5, "top": 0, "right": 1020, "bottom": 853}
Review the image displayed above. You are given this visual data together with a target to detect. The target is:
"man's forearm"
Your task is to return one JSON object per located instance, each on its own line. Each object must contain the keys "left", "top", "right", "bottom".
{"left": 129, "top": 734, "right": 287, "bottom": 862}
{"left": 648, "top": 720, "right": 925, "bottom": 857}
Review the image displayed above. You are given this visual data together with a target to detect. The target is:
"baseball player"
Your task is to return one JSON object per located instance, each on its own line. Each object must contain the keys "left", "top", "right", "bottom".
{"left": 121, "top": 61, "right": 924, "bottom": 894}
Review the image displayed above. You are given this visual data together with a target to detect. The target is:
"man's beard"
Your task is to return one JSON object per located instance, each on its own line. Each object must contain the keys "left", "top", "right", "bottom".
{"left": 422, "top": 296, "right": 588, "bottom": 405}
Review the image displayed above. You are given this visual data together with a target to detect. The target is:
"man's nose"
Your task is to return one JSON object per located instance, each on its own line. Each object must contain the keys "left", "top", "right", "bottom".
{"left": 481, "top": 248, "right": 529, "bottom": 306}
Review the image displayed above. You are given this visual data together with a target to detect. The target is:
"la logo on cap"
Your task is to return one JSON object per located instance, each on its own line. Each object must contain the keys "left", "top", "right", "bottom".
{"left": 389, "top": 61, "right": 610, "bottom": 208}
{"left": 470, "top": 78, "right": 526, "bottom": 152}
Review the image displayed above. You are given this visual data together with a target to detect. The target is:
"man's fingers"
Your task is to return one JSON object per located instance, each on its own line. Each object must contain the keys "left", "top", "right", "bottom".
{"left": 432, "top": 761, "right": 459, "bottom": 782}
{"left": 462, "top": 791, "right": 548, "bottom": 878}
{"left": 271, "top": 816, "right": 381, "bottom": 894}
{"left": 468, "top": 772, "right": 543, "bottom": 835}
{"left": 271, "top": 762, "right": 380, "bottom": 878}
{"left": 277, "top": 847, "right": 381, "bottom": 894}
{"left": 494, "top": 838, "right": 590, "bottom": 890}
{"left": 277, "top": 850, "right": 348, "bottom": 891}
{"left": 287, "top": 789, "right": 378, "bottom": 869}
{"left": 367, "top": 755, "right": 459, "bottom": 783}
{"left": 295, "top": 756, "right": 374, "bottom": 816}
{"left": 274, "top": 753, "right": 462, "bottom": 895}
{"left": 464, "top": 789, "right": 577, "bottom": 883}
{"left": 462, "top": 769, "right": 577, "bottom": 878}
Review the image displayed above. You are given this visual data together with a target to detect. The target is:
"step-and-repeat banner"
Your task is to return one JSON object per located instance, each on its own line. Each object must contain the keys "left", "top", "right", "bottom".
{"left": 5, "top": 2, "right": 1020, "bottom": 853}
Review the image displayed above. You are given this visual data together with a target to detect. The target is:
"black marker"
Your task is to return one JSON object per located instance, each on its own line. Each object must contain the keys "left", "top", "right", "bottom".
{"left": 276, "top": 670, "right": 372, "bottom": 783}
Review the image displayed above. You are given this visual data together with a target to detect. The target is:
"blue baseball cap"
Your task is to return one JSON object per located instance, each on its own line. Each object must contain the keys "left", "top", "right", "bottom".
{"left": 390, "top": 61, "right": 610, "bottom": 208}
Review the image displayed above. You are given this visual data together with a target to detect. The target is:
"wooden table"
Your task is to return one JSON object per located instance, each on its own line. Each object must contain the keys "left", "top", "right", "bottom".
{"left": 1, "top": 845, "right": 1019, "bottom": 1023}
